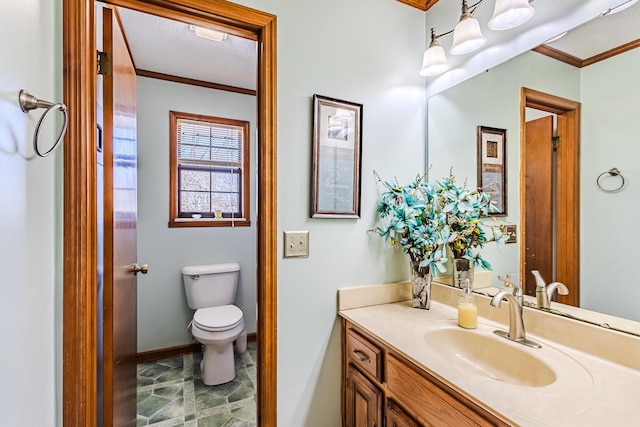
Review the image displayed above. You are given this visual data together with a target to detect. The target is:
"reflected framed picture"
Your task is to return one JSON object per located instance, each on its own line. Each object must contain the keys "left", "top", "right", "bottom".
{"left": 311, "top": 94, "right": 363, "bottom": 218}
{"left": 477, "top": 126, "right": 507, "bottom": 216}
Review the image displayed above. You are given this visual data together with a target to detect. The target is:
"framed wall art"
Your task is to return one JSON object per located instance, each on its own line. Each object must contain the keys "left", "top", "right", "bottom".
{"left": 311, "top": 94, "right": 363, "bottom": 218}
{"left": 477, "top": 126, "right": 507, "bottom": 216}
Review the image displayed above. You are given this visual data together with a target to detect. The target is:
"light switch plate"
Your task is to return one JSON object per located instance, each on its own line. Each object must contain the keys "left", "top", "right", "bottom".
{"left": 283, "top": 231, "right": 309, "bottom": 258}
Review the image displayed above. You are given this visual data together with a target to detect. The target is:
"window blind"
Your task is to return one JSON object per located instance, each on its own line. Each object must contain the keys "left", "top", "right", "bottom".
{"left": 177, "top": 119, "right": 243, "bottom": 165}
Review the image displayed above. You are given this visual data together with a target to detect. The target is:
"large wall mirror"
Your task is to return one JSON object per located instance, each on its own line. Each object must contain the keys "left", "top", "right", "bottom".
{"left": 427, "top": 2, "right": 640, "bottom": 334}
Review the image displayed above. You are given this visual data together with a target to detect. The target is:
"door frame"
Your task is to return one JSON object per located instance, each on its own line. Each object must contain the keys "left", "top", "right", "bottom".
{"left": 520, "top": 87, "right": 579, "bottom": 306}
{"left": 62, "top": 1, "right": 278, "bottom": 425}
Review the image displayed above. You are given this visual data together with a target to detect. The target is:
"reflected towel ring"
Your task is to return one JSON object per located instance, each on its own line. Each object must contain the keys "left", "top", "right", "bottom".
{"left": 596, "top": 167, "right": 625, "bottom": 193}
{"left": 19, "top": 89, "right": 69, "bottom": 157}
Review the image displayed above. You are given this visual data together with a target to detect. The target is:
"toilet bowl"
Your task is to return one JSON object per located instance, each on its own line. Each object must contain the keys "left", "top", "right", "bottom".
{"left": 189, "top": 305, "right": 247, "bottom": 385}
{"left": 182, "top": 263, "right": 247, "bottom": 386}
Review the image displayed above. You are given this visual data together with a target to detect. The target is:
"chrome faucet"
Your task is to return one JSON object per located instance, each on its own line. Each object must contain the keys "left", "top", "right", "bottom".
{"left": 531, "top": 270, "right": 569, "bottom": 309}
{"left": 490, "top": 288, "right": 541, "bottom": 349}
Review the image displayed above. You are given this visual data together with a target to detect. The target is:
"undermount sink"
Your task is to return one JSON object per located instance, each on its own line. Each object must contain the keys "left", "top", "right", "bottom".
{"left": 412, "top": 319, "right": 594, "bottom": 389}
{"left": 425, "top": 327, "right": 556, "bottom": 387}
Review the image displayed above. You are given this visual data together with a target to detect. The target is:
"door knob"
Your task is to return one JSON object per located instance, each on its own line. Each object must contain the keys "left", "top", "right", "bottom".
{"left": 133, "top": 263, "right": 149, "bottom": 275}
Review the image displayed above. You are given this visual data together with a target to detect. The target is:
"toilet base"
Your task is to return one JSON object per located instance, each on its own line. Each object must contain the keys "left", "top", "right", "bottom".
{"left": 201, "top": 342, "right": 235, "bottom": 385}
{"left": 236, "top": 331, "right": 248, "bottom": 354}
{"left": 200, "top": 331, "right": 248, "bottom": 386}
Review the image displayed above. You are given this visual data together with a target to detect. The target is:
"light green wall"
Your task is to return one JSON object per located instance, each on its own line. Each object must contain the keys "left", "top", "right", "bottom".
{"left": 234, "top": 1, "right": 427, "bottom": 425}
{"left": 0, "top": 0, "right": 60, "bottom": 425}
{"left": 580, "top": 48, "right": 640, "bottom": 320}
{"left": 428, "top": 51, "right": 580, "bottom": 282}
{"left": 136, "top": 76, "right": 258, "bottom": 352}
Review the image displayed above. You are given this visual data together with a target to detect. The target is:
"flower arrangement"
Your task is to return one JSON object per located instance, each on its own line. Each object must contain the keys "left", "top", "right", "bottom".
{"left": 434, "top": 173, "right": 507, "bottom": 270}
{"left": 373, "top": 172, "right": 447, "bottom": 274}
{"left": 372, "top": 170, "right": 507, "bottom": 273}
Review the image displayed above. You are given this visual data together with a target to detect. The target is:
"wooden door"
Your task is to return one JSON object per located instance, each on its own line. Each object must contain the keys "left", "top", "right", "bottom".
{"left": 523, "top": 116, "right": 554, "bottom": 296}
{"left": 102, "top": 7, "right": 139, "bottom": 427}
{"left": 345, "top": 365, "right": 383, "bottom": 427}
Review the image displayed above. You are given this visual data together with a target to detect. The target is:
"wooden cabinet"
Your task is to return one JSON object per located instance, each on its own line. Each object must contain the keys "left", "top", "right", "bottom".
{"left": 345, "top": 364, "right": 382, "bottom": 427}
{"left": 386, "top": 400, "right": 421, "bottom": 427}
{"left": 342, "top": 320, "right": 510, "bottom": 427}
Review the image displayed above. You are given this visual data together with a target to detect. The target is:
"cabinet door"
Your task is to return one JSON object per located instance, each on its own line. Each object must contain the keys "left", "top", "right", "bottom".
{"left": 345, "top": 365, "right": 383, "bottom": 427}
{"left": 386, "top": 400, "right": 421, "bottom": 427}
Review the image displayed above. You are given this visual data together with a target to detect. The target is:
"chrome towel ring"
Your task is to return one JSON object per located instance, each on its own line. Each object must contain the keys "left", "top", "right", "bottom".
{"left": 19, "top": 89, "right": 68, "bottom": 157}
{"left": 596, "top": 167, "right": 625, "bottom": 193}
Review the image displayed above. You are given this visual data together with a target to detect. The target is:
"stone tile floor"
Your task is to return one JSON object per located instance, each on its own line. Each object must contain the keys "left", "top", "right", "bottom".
{"left": 137, "top": 342, "right": 257, "bottom": 427}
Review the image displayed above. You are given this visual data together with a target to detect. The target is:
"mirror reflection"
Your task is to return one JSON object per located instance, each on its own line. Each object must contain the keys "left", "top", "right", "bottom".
{"left": 427, "top": 3, "right": 640, "bottom": 331}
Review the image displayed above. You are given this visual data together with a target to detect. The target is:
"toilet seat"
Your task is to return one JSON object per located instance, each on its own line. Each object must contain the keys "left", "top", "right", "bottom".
{"left": 193, "top": 305, "right": 243, "bottom": 332}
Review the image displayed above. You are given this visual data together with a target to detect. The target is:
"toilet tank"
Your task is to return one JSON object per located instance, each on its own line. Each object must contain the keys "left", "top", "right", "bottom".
{"left": 182, "top": 263, "right": 240, "bottom": 310}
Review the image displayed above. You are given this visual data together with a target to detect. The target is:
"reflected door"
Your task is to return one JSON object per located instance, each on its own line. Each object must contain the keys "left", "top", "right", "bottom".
{"left": 523, "top": 115, "right": 554, "bottom": 296}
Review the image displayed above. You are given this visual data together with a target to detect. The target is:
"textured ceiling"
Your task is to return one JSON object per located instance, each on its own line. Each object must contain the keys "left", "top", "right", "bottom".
{"left": 545, "top": 1, "right": 640, "bottom": 59}
{"left": 116, "top": 2, "right": 638, "bottom": 92}
{"left": 116, "top": 7, "right": 257, "bottom": 91}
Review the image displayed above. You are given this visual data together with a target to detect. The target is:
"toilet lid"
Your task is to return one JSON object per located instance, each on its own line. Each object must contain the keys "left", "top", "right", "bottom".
{"left": 193, "top": 305, "right": 243, "bottom": 332}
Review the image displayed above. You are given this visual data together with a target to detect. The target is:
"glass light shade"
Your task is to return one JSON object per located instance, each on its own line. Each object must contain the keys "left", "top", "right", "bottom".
{"left": 488, "top": 0, "right": 535, "bottom": 30}
{"left": 419, "top": 43, "right": 450, "bottom": 76}
{"left": 603, "top": 0, "right": 639, "bottom": 16}
{"left": 450, "top": 15, "right": 486, "bottom": 55}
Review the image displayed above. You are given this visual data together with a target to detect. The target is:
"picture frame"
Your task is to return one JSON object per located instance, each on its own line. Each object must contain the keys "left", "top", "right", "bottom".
{"left": 311, "top": 94, "right": 363, "bottom": 218}
{"left": 477, "top": 126, "right": 507, "bottom": 216}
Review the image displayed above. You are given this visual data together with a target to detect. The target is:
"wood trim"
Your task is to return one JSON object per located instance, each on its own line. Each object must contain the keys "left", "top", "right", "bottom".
{"left": 522, "top": 87, "right": 580, "bottom": 115}
{"left": 62, "top": 1, "right": 98, "bottom": 426}
{"left": 137, "top": 69, "right": 257, "bottom": 96}
{"left": 532, "top": 45, "right": 583, "bottom": 68}
{"left": 534, "top": 39, "right": 640, "bottom": 68}
{"left": 136, "top": 333, "right": 257, "bottom": 363}
{"left": 395, "top": 0, "right": 438, "bottom": 11}
{"left": 168, "top": 110, "right": 252, "bottom": 228}
{"left": 138, "top": 343, "right": 201, "bottom": 363}
{"left": 63, "top": 1, "right": 277, "bottom": 426}
{"left": 256, "top": 12, "right": 278, "bottom": 427}
{"left": 554, "top": 109, "right": 580, "bottom": 307}
{"left": 582, "top": 38, "right": 640, "bottom": 67}
{"left": 520, "top": 87, "right": 580, "bottom": 307}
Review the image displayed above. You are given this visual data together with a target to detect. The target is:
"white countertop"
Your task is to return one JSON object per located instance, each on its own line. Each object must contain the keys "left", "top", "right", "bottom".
{"left": 339, "top": 300, "right": 640, "bottom": 427}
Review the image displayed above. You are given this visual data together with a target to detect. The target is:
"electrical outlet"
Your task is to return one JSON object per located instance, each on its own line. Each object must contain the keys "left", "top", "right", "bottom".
{"left": 505, "top": 225, "right": 517, "bottom": 244}
{"left": 283, "top": 231, "right": 309, "bottom": 258}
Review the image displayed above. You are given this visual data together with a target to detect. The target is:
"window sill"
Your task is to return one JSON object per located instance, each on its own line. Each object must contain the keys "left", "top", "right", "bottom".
{"left": 169, "top": 218, "right": 251, "bottom": 228}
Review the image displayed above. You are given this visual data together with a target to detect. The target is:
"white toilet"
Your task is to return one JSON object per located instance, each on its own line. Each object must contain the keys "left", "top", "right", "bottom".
{"left": 182, "top": 262, "right": 247, "bottom": 386}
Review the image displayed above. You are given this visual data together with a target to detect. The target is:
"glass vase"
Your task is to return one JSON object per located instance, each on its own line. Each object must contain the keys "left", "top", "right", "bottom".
{"left": 410, "top": 261, "right": 431, "bottom": 310}
{"left": 453, "top": 258, "right": 474, "bottom": 289}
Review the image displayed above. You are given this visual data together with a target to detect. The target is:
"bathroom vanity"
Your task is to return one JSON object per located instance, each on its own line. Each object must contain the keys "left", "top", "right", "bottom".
{"left": 338, "top": 282, "right": 640, "bottom": 426}
{"left": 344, "top": 320, "right": 509, "bottom": 426}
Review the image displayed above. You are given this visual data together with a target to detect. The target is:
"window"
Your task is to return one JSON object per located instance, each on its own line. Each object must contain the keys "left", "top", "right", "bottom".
{"left": 169, "top": 111, "right": 250, "bottom": 227}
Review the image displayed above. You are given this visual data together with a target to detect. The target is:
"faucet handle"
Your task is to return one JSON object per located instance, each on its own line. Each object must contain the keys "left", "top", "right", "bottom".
{"left": 498, "top": 274, "right": 522, "bottom": 296}
{"left": 498, "top": 275, "right": 518, "bottom": 292}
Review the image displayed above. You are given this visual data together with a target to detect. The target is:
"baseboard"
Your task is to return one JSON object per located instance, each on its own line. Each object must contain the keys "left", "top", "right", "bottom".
{"left": 137, "top": 332, "right": 257, "bottom": 363}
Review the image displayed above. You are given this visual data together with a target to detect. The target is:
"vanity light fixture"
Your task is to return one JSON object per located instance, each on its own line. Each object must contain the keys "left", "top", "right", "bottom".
{"left": 450, "top": 0, "right": 487, "bottom": 55}
{"left": 601, "top": 0, "right": 638, "bottom": 16}
{"left": 419, "top": 0, "right": 536, "bottom": 77}
{"left": 488, "top": 0, "right": 535, "bottom": 30}
{"left": 419, "top": 28, "right": 451, "bottom": 76}
{"left": 190, "top": 25, "right": 228, "bottom": 42}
